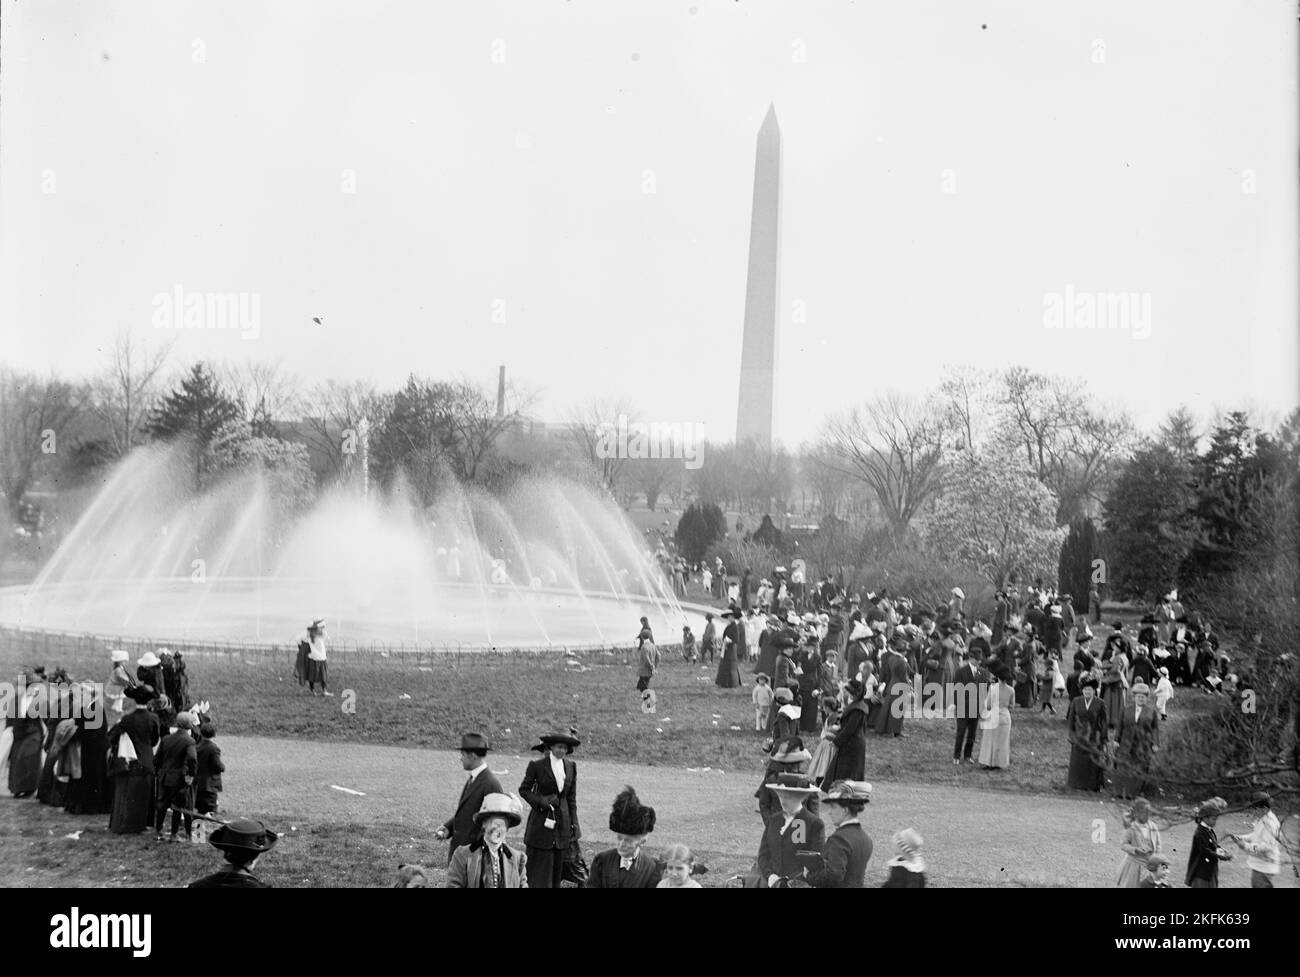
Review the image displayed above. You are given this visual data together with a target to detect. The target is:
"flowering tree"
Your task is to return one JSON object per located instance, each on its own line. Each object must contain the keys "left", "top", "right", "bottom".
{"left": 923, "top": 453, "right": 1066, "bottom": 588}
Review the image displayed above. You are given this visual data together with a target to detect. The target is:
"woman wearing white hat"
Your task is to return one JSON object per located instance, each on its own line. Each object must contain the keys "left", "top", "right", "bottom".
{"left": 136, "top": 652, "right": 163, "bottom": 702}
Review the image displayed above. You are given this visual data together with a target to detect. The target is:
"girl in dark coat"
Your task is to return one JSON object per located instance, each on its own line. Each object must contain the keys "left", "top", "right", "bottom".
{"left": 825, "top": 680, "right": 870, "bottom": 783}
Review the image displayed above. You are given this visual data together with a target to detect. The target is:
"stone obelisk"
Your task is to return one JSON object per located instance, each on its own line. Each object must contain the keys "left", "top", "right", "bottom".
{"left": 735, "top": 103, "right": 781, "bottom": 447}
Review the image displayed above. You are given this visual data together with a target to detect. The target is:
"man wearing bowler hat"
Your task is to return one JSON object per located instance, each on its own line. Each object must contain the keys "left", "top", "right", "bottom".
{"left": 188, "top": 818, "right": 278, "bottom": 888}
{"left": 435, "top": 732, "right": 502, "bottom": 861}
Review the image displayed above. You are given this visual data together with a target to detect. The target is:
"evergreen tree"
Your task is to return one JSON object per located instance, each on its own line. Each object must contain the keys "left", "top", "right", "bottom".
{"left": 1057, "top": 516, "right": 1100, "bottom": 605}
{"left": 145, "top": 363, "right": 241, "bottom": 490}
{"left": 674, "top": 502, "right": 724, "bottom": 563}
{"left": 1102, "top": 444, "right": 1196, "bottom": 603}
{"left": 1179, "top": 411, "right": 1287, "bottom": 598}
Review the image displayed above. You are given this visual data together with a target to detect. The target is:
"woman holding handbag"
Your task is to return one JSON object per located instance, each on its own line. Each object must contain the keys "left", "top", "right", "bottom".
{"left": 519, "top": 728, "right": 582, "bottom": 888}
{"left": 107, "top": 687, "right": 160, "bottom": 833}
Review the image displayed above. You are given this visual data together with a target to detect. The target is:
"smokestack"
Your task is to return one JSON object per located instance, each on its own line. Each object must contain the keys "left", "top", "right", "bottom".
{"left": 496, "top": 365, "right": 506, "bottom": 419}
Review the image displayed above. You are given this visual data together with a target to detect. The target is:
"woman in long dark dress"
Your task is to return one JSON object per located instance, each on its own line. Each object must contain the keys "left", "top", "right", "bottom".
{"left": 715, "top": 610, "right": 744, "bottom": 688}
{"left": 825, "top": 679, "right": 870, "bottom": 783}
{"left": 65, "top": 685, "right": 111, "bottom": 815}
{"left": 107, "top": 692, "right": 160, "bottom": 833}
{"left": 36, "top": 677, "right": 76, "bottom": 805}
{"left": 1065, "top": 678, "right": 1108, "bottom": 791}
{"left": 6, "top": 668, "right": 45, "bottom": 798}
{"left": 796, "top": 642, "right": 822, "bottom": 733}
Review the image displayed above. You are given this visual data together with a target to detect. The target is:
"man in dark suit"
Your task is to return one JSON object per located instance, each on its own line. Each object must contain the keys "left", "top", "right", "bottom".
{"left": 435, "top": 732, "right": 502, "bottom": 861}
{"left": 519, "top": 728, "right": 581, "bottom": 888}
{"left": 952, "top": 648, "right": 988, "bottom": 764}
{"left": 154, "top": 713, "right": 198, "bottom": 842}
{"left": 807, "top": 780, "right": 873, "bottom": 888}
{"left": 756, "top": 774, "right": 825, "bottom": 887}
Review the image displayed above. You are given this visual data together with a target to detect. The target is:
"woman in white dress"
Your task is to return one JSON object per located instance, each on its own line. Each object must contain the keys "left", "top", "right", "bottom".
{"left": 978, "top": 664, "right": 1014, "bottom": 769}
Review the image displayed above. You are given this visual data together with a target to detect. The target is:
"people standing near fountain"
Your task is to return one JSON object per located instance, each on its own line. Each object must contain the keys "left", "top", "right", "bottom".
{"left": 159, "top": 649, "right": 189, "bottom": 712}
{"left": 435, "top": 732, "right": 502, "bottom": 861}
{"left": 107, "top": 687, "right": 160, "bottom": 833}
{"left": 5, "top": 667, "right": 45, "bottom": 798}
{"left": 296, "top": 618, "right": 332, "bottom": 697}
{"left": 136, "top": 651, "right": 163, "bottom": 701}
{"left": 106, "top": 649, "right": 134, "bottom": 726}
{"left": 715, "top": 608, "right": 744, "bottom": 689}
{"left": 699, "top": 612, "right": 717, "bottom": 665}
{"left": 635, "top": 617, "right": 657, "bottom": 694}
{"left": 519, "top": 728, "right": 581, "bottom": 888}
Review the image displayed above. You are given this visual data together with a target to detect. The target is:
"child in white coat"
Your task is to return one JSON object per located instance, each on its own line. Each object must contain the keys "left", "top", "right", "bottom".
{"left": 1154, "top": 667, "right": 1174, "bottom": 720}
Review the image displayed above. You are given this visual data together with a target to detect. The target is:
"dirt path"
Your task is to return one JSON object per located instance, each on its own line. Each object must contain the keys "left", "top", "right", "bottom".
{"left": 219, "top": 735, "right": 1289, "bottom": 887}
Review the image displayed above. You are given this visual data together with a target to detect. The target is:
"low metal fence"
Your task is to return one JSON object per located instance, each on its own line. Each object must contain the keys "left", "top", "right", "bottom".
{"left": 0, "top": 625, "right": 684, "bottom": 669}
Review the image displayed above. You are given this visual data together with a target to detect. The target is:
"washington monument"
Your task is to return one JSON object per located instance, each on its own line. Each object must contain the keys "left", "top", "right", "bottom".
{"left": 735, "top": 103, "right": 781, "bottom": 447}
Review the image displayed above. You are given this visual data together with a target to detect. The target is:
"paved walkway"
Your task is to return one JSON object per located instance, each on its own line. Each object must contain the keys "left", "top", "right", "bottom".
{"left": 220, "top": 735, "right": 1290, "bottom": 887}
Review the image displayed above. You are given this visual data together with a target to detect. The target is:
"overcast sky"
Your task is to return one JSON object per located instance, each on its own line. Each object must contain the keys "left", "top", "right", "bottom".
{"left": 3, "top": 0, "right": 1297, "bottom": 445}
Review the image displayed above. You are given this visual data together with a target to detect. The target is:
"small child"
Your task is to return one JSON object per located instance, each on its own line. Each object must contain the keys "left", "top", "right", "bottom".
{"left": 752, "top": 674, "right": 774, "bottom": 730}
{"left": 1140, "top": 853, "right": 1171, "bottom": 888}
{"left": 1153, "top": 667, "right": 1174, "bottom": 720}
{"left": 656, "top": 844, "right": 703, "bottom": 888}
{"left": 681, "top": 626, "right": 697, "bottom": 663}
{"left": 1038, "top": 654, "right": 1057, "bottom": 714}
{"left": 194, "top": 722, "right": 225, "bottom": 821}
{"left": 881, "top": 828, "right": 927, "bottom": 888}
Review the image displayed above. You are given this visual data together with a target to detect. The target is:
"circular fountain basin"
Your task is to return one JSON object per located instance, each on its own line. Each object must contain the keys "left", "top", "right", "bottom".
{"left": 0, "top": 578, "right": 690, "bottom": 649}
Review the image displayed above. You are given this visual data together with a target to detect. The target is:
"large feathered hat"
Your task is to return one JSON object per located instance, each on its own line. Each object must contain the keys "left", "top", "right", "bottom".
{"left": 609, "top": 785, "right": 656, "bottom": 836}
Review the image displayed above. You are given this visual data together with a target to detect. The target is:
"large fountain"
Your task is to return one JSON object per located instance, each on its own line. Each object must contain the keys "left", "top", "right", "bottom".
{"left": 0, "top": 443, "right": 687, "bottom": 649}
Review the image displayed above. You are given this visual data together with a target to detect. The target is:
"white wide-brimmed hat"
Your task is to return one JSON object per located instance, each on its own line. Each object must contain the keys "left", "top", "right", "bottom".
{"left": 138, "top": 652, "right": 160, "bottom": 667}
{"left": 110, "top": 649, "right": 129, "bottom": 664}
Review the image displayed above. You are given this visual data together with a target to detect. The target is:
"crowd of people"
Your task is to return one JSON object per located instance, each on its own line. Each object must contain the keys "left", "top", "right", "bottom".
{"left": 2, "top": 645, "right": 229, "bottom": 879}
{"left": 2, "top": 588, "right": 1285, "bottom": 888}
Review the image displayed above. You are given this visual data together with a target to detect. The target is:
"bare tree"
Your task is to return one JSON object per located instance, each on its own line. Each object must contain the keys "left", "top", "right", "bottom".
{"left": 996, "top": 366, "right": 1135, "bottom": 522}
{"left": 217, "top": 360, "right": 302, "bottom": 436}
{"left": 567, "top": 399, "right": 636, "bottom": 493}
{"left": 821, "top": 393, "right": 947, "bottom": 541}
{"left": 740, "top": 441, "right": 795, "bottom": 517}
{"left": 445, "top": 377, "right": 534, "bottom": 483}
{"left": 798, "top": 441, "right": 854, "bottom": 517}
{"left": 0, "top": 370, "right": 85, "bottom": 521}
{"left": 300, "top": 379, "right": 383, "bottom": 484}
{"left": 937, "top": 365, "right": 995, "bottom": 452}
{"left": 90, "top": 330, "right": 172, "bottom": 458}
